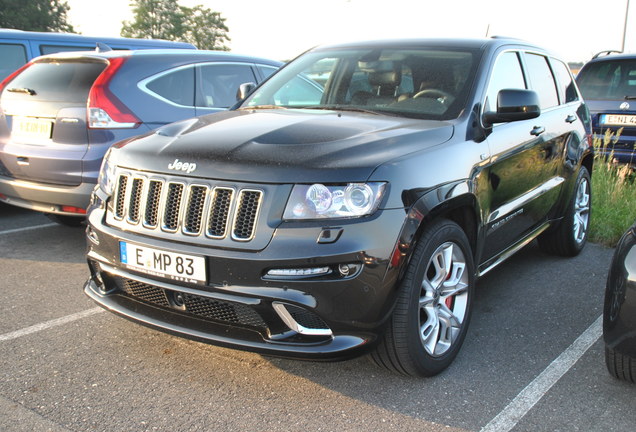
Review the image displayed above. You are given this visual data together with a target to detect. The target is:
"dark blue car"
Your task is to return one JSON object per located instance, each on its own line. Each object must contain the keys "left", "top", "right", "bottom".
{"left": 0, "top": 48, "right": 281, "bottom": 225}
{"left": 576, "top": 52, "right": 636, "bottom": 166}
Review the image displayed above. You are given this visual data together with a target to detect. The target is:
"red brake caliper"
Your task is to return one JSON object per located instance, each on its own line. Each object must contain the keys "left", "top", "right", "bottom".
{"left": 444, "top": 260, "right": 455, "bottom": 309}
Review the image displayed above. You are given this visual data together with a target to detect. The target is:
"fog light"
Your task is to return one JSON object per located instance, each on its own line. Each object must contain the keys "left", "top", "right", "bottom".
{"left": 266, "top": 267, "right": 331, "bottom": 277}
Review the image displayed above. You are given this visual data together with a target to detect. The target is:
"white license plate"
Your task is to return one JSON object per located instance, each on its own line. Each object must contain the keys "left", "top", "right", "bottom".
{"left": 600, "top": 114, "right": 636, "bottom": 126}
{"left": 11, "top": 116, "right": 53, "bottom": 140}
{"left": 119, "top": 241, "right": 206, "bottom": 284}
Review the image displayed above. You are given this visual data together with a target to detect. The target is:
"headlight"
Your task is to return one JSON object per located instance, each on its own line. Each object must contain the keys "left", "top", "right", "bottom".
{"left": 97, "top": 150, "right": 117, "bottom": 195}
{"left": 283, "top": 182, "right": 386, "bottom": 220}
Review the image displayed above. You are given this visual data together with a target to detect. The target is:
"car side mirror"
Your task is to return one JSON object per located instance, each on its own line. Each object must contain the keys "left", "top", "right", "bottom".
{"left": 236, "top": 82, "right": 257, "bottom": 101}
{"left": 483, "top": 89, "right": 541, "bottom": 124}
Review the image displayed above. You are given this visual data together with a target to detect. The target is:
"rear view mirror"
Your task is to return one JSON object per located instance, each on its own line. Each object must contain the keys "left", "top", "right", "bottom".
{"left": 484, "top": 89, "right": 540, "bottom": 124}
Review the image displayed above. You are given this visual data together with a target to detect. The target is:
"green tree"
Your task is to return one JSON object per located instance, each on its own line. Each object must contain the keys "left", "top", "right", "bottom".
{"left": 0, "top": 0, "right": 75, "bottom": 32}
{"left": 121, "top": 0, "right": 230, "bottom": 50}
{"left": 181, "top": 5, "right": 230, "bottom": 51}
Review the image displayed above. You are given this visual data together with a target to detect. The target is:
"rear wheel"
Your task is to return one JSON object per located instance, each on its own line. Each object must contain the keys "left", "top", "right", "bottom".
{"left": 371, "top": 219, "right": 475, "bottom": 377}
{"left": 538, "top": 166, "right": 590, "bottom": 256}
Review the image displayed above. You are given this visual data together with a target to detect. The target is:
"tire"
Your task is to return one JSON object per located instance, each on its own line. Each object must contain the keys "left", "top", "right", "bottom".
{"left": 538, "top": 166, "right": 591, "bottom": 257}
{"left": 371, "top": 219, "right": 475, "bottom": 377}
{"left": 45, "top": 214, "right": 85, "bottom": 227}
{"left": 605, "top": 346, "right": 636, "bottom": 383}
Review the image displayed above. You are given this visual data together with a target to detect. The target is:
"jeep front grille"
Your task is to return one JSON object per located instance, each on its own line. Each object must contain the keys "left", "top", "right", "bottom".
{"left": 111, "top": 172, "right": 263, "bottom": 242}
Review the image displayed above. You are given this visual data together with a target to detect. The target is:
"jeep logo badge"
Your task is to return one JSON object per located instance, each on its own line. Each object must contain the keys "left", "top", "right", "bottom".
{"left": 620, "top": 102, "right": 630, "bottom": 111}
{"left": 168, "top": 158, "right": 197, "bottom": 174}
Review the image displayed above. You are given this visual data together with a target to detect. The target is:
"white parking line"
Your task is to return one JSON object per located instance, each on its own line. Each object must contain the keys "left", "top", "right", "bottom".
{"left": 0, "top": 223, "right": 57, "bottom": 236}
{"left": 0, "top": 307, "right": 104, "bottom": 342}
{"left": 481, "top": 314, "right": 603, "bottom": 432}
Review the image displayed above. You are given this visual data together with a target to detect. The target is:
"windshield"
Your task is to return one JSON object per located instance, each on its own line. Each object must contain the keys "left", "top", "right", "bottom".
{"left": 242, "top": 46, "right": 479, "bottom": 120}
{"left": 577, "top": 59, "right": 636, "bottom": 101}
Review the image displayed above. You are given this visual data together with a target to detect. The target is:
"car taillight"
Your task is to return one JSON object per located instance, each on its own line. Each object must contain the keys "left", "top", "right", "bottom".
{"left": 87, "top": 57, "right": 140, "bottom": 129}
{"left": 0, "top": 62, "right": 33, "bottom": 95}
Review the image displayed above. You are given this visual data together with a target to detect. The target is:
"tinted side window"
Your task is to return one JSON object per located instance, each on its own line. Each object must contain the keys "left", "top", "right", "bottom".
{"left": 4, "top": 60, "right": 105, "bottom": 102}
{"left": 40, "top": 45, "right": 96, "bottom": 55}
{"left": 257, "top": 65, "right": 278, "bottom": 81}
{"left": 196, "top": 64, "right": 257, "bottom": 108}
{"left": 524, "top": 53, "right": 559, "bottom": 109}
{"left": 550, "top": 58, "right": 578, "bottom": 104}
{"left": 0, "top": 43, "right": 28, "bottom": 81}
{"left": 146, "top": 67, "right": 195, "bottom": 107}
{"left": 485, "top": 51, "right": 526, "bottom": 112}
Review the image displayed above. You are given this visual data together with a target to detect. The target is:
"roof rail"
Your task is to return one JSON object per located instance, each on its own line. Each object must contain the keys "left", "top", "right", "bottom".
{"left": 592, "top": 50, "right": 622, "bottom": 59}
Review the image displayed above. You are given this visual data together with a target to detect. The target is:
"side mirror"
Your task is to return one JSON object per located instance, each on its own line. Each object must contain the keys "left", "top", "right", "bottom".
{"left": 483, "top": 89, "right": 540, "bottom": 124}
{"left": 236, "top": 82, "right": 257, "bottom": 101}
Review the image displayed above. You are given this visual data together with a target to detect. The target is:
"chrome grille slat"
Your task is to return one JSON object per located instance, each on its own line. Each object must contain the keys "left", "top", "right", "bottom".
{"left": 110, "top": 172, "right": 262, "bottom": 243}
{"left": 207, "top": 187, "right": 234, "bottom": 238}
{"left": 143, "top": 180, "right": 163, "bottom": 228}
{"left": 163, "top": 182, "right": 185, "bottom": 232}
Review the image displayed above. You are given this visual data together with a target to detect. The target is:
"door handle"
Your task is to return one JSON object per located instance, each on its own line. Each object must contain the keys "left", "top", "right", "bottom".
{"left": 530, "top": 126, "right": 545, "bottom": 136}
{"left": 16, "top": 156, "right": 29, "bottom": 166}
{"left": 565, "top": 114, "right": 577, "bottom": 123}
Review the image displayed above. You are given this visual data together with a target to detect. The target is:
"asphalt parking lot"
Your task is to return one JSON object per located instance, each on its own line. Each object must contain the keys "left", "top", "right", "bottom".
{"left": 1, "top": 201, "right": 635, "bottom": 432}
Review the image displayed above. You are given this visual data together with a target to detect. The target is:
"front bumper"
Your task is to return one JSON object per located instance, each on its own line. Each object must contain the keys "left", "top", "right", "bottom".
{"left": 84, "top": 196, "right": 409, "bottom": 360}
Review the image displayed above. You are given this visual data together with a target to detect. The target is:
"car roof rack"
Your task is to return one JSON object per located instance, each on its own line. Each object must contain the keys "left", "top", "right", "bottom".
{"left": 592, "top": 50, "right": 622, "bottom": 59}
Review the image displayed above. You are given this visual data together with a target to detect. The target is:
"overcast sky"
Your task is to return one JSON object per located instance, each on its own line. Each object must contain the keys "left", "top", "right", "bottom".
{"left": 66, "top": 0, "right": 634, "bottom": 62}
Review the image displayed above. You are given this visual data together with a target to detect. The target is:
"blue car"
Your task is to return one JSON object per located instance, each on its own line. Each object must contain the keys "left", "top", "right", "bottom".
{"left": 576, "top": 52, "right": 636, "bottom": 166}
{"left": 0, "top": 48, "right": 281, "bottom": 225}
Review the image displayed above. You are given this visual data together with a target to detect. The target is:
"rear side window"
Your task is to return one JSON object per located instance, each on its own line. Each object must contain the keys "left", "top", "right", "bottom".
{"left": 145, "top": 66, "right": 195, "bottom": 106}
{"left": 0, "top": 43, "right": 28, "bottom": 81}
{"left": 196, "top": 64, "right": 257, "bottom": 108}
{"left": 577, "top": 59, "right": 636, "bottom": 100}
{"left": 40, "top": 45, "right": 97, "bottom": 55}
{"left": 550, "top": 58, "right": 579, "bottom": 104}
{"left": 524, "top": 53, "right": 559, "bottom": 109}
{"left": 3, "top": 60, "right": 106, "bottom": 102}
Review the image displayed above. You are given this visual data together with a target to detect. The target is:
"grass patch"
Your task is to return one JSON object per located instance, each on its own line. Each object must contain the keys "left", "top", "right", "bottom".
{"left": 589, "top": 129, "right": 636, "bottom": 247}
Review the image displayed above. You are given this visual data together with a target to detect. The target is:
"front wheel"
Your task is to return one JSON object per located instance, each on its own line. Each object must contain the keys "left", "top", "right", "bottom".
{"left": 371, "top": 219, "right": 475, "bottom": 377}
{"left": 538, "top": 165, "right": 591, "bottom": 256}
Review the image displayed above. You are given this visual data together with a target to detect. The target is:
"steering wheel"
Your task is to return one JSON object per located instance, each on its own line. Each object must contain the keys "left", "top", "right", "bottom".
{"left": 413, "top": 88, "right": 453, "bottom": 100}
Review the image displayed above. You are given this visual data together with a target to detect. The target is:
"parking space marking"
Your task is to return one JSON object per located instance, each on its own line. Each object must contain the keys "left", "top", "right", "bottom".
{"left": 0, "top": 307, "right": 104, "bottom": 342}
{"left": 481, "top": 314, "right": 603, "bottom": 432}
{"left": 0, "top": 223, "right": 57, "bottom": 236}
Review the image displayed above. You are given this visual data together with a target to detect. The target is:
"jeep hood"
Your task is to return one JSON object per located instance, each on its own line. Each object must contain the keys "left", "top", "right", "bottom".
{"left": 113, "top": 109, "right": 454, "bottom": 183}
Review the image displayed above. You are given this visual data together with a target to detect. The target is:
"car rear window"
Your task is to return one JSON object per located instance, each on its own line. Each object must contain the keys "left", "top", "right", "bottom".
{"left": 3, "top": 59, "right": 106, "bottom": 103}
{"left": 577, "top": 59, "right": 636, "bottom": 100}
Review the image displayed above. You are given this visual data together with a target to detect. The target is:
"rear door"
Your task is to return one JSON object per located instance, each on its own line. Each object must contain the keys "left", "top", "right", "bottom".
{"left": 0, "top": 58, "right": 106, "bottom": 186}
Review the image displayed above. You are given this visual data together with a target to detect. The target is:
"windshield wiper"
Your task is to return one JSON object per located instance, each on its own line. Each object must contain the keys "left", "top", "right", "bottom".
{"left": 297, "top": 105, "right": 383, "bottom": 115}
{"left": 7, "top": 87, "right": 36, "bottom": 96}
{"left": 239, "top": 105, "right": 286, "bottom": 110}
{"left": 625, "top": 95, "right": 636, "bottom": 100}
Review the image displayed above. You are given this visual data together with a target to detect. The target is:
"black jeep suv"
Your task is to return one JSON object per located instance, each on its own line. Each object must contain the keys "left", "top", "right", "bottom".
{"left": 84, "top": 37, "right": 593, "bottom": 376}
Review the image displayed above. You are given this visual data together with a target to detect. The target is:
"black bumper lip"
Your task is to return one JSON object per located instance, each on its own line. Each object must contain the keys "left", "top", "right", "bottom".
{"left": 84, "top": 277, "right": 374, "bottom": 360}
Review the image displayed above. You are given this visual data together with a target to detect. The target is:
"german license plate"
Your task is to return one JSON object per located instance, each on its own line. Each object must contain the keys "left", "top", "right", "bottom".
{"left": 600, "top": 114, "right": 636, "bottom": 126}
{"left": 119, "top": 241, "right": 206, "bottom": 284}
{"left": 11, "top": 116, "right": 53, "bottom": 140}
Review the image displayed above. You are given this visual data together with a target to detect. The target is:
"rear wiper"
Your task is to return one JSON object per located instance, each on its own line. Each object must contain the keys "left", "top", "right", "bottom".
{"left": 625, "top": 95, "right": 636, "bottom": 100}
{"left": 7, "top": 87, "right": 36, "bottom": 96}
